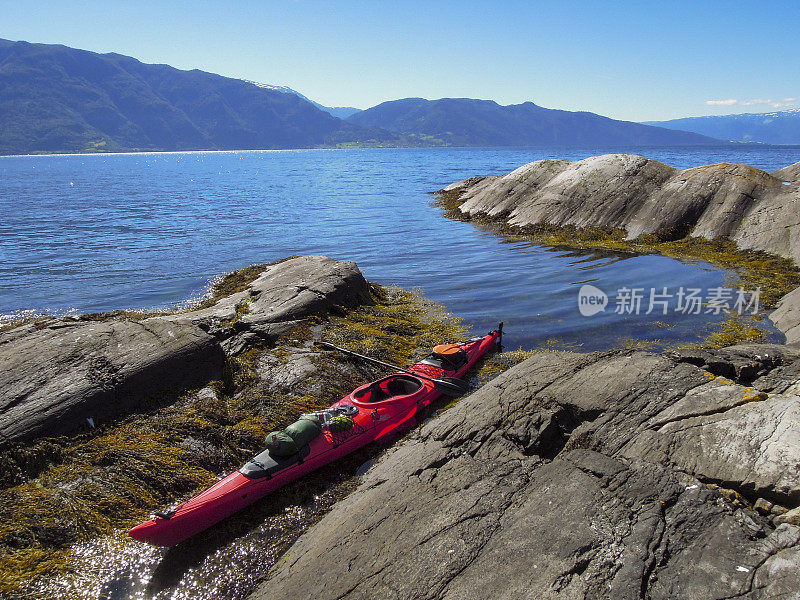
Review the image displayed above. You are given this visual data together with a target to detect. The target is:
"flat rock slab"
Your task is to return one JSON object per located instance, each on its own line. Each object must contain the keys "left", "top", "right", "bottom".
{"left": 0, "top": 255, "right": 369, "bottom": 442}
{"left": 0, "top": 319, "right": 222, "bottom": 442}
{"left": 624, "top": 393, "right": 800, "bottom": 505}
{"left": 771, "top": 287, "right": 800, "bottom": 345}
{"left": 254, "top": 346, "right": 800, "bottom": 599}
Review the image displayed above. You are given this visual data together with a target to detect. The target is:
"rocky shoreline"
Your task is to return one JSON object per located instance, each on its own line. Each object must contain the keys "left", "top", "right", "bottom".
{"left": 0, "top": 255, "right": 369, "bottom": 443}
{"left": 252, "top": 156, "right": 800, "bottom": 599}
{"left": 437, "top": 153, "right": 800, "bottom": 343}
{"left": 255, "top": 344, "right": 800, "bottom": 599}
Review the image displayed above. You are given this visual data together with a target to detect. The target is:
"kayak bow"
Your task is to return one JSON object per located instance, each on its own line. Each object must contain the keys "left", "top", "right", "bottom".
{"left": 129, "top": 326, "right": 502, "bottom": 547}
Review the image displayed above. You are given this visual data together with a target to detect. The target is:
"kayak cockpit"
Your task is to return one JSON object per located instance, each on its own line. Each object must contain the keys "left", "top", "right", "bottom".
{"left": 239, "top": 444, "right": 311, "bottom": 479}
{"left": 352, "top": 374, "right": 424, "bottom": 404}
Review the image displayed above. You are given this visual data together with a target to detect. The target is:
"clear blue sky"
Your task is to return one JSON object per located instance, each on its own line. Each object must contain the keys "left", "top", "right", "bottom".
{"left": 2, "top": 0, "right": 798, "bottom": 121}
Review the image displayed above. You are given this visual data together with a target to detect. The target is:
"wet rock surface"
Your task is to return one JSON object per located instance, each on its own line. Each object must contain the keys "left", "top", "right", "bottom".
{"left": 770, "top": 287, "right": 800, "bottom": 345}
{"left": 0, "top": 256, "right": 368, "bottom": 442}
{"left": 254, "top": 346, "right": 800, "bottom": 599}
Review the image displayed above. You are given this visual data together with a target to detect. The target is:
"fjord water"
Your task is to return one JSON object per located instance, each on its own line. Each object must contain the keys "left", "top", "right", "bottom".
{"left": 3, "top": 145, "right": 800, "bottom": 349}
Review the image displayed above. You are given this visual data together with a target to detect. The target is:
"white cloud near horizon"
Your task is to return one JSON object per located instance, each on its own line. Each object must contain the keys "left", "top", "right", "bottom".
{"left": 706, "top": 97, "right": 798, "bottom": 109}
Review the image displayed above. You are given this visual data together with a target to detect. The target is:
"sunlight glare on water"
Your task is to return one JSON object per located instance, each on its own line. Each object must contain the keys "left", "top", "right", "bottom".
{"left": 26, "top": 483, "right": 355, "bottom": 600}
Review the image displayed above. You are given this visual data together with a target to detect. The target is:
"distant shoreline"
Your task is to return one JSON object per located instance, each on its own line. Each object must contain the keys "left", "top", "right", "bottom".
{"left": 5, "top": 141, "right": 799, "bottom": 159}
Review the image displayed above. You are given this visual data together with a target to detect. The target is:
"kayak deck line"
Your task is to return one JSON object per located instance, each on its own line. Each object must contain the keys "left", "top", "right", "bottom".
{"left": 129, "top": 326, "right": 502, "bottom": 547}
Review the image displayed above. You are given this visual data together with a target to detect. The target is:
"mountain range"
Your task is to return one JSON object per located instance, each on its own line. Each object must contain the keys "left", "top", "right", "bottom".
{"left": 0, "top": 39, "right": 392, "bottom": 154}
{"left": 346, "top": 97, "right": 716, "bottom": 146}
{"left": 0, "top": 38, "right": 721, "bottom": 155}
{"left": 645, "top": 110, "right": 800, "bottom": 145}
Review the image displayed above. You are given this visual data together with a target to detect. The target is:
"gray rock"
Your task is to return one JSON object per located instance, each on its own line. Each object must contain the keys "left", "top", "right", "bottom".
{"left": 771, "top": 504, "right": 789, "bottom": 517}
{"left": 772, "top": 161, "right": 800, "bottom": 183}
{"left": 0, "top": 318, "right": 223, "bottom": 442}
{"left": 450, "top": 154, "right": 800, "bottom": 262}
{"left": 623, "top": 391, "right": 800, "bottom": 506}
{"left": 0, "top": 256, "right": 369, "bottom": 442}
{"left": 161, "top": 255, "right": 367, "bottom": 349}
{"left": 195, "top": 386, "right": 220, "bottom": 403}
{"left": 770, "top": 286, "right": 800, "bottom": 345}
{"left": 354, "top": 459, "right": 374, "bottom": 477}
{"left": 774, "top": 506, "right": 800, "bottom": 526}
{"left": 253, "top": 347, "right": 800, "bottom": 599}
{"left": 256, "top": 350, "right": 320, "bottom": 394}
{"left": 754, "top": 497, "right": 775, "bottom": 515}
{"left": 666, "top": 343, "right": 798, "bottom": 384}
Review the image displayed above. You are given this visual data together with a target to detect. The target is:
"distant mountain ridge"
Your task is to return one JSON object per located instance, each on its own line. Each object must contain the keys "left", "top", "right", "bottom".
{"left": 0, "top": 38, "right": 388, "bottom": 154}
{"left": 0, "top": 38, "right": 723, "bottom": 155}
{"left": 644, "top": 109, "right": 800, "bottom": 145}
{"left": 346, "top": 97, "right": 720, "bottom": 146}
{"left": 243, "top": 81, "right": 361, "bottom": 119}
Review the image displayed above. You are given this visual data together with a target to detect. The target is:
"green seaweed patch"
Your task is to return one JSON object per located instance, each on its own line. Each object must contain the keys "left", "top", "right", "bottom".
{"left": 656, "top": 238, "right": 799, "bottom": 308}
{"left": 617, "top": 338, "right": 663, "bottom": 351}
{"left": 0, "top": 547, "right": 71, "bottom": 594}
{"left": 683, "top": 314, "right": 769, "bottom": 350}
{"left": 322, "top": 284, "right": 466, "bottom": 368}
{"left": 434, "top": 188, "right": 474, "bottom": 221}
{"left": 198, "top": 264, "right": 266, "bottom": 307}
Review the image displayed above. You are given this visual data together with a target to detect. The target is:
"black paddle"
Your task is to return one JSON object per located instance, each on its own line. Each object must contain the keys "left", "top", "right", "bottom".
{"left": 313, "top": 341, "right": 470, "bottom": 398}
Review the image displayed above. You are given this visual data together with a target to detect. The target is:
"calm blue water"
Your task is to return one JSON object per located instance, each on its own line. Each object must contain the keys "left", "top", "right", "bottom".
{"left": 2, "top": 145, "right": 799, "bottom": 350}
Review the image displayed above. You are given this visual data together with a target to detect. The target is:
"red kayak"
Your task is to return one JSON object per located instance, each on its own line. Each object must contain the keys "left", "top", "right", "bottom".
{"left": 129, "top": 327, "right": 502, "bottom": 547}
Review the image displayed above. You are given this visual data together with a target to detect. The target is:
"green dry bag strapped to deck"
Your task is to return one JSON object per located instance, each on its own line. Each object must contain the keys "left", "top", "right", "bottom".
{"left": 265, "top": 431, "right": 298, "bottom": 457}
{"left": 284, "top": 414, "right": 322, "bottom": 447}
{"left": 266, "top": 415, "right": 322, "bottom": 457}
